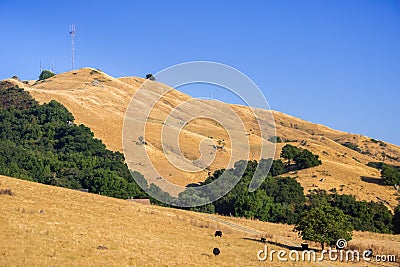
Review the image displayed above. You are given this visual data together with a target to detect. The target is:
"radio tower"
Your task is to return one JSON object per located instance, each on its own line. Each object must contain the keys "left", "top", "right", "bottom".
{"left": 69, "top": 24, "right": 76, "bottom": 70}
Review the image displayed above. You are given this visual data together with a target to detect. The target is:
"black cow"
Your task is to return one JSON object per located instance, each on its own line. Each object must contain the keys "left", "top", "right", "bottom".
{"left": 260, "top": 237, "right": 266, "bottom": 243}
{"left": 364, "top": 249, "right": 373, "bottom": 258}
{"left": 213, "top": 247, "right": 220, "bottom": 256}
{"left": 214, "top": 230, "right": 222, "bottom": 237}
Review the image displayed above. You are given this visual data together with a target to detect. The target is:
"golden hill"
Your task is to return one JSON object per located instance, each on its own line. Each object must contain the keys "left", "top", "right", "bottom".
{"left": 1, "top": 175, "right": 399, "bottom": 266}
{"left": 5, "top": 68, "right": 400, "bottom": 208}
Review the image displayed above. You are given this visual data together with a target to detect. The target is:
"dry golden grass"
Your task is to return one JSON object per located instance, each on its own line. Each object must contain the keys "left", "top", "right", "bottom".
{"left": 1, "top": 175, "right": 398, "bottom": 266}
{"left": 348, "top": 232, "right": 400, "bottom": 262}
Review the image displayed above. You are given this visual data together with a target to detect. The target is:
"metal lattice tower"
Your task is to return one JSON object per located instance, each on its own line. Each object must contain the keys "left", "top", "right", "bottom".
{"left": 69, "top": 24, "right": 76, "bottom": 70}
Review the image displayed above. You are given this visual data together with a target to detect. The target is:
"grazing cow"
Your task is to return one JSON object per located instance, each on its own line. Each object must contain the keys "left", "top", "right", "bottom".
{"left": 301, "top": 243, "right": 309, "bottom": 250}
{"left": 365, "top": 249, "right": 373, "bottom": 257}
{"left": 214, "top": 230, "right": 222, "bottom": 237}
{"left": 260, "top": 237, "right": 266, "bottom": 243}
{"left": 213, "top": 247, "right": 220, "bottom": 256}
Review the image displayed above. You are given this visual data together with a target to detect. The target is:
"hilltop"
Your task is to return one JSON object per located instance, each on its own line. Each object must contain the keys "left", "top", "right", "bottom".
{"left": 5, "top": 68, "right": 399, "bottom": 208}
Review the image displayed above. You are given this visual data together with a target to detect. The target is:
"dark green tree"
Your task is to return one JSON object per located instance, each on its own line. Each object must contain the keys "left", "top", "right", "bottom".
{"left": 381, "top": 164, "right": 400, "bottom": 186}
{"left": 295, "top": 205, "right": 353, "bottom": 250}
{"left": 293, "top": 149, "right": 322, "bottom": 170}
{"left": 393, "top": 205, "right": 400, "bottom": 234}
{"left": 39, "top": 70, "right": 55, "bottom": 80}
{"left": 268, "top": 136, "right": 282, "bottom": 143}
{"left": 145, "top": 74, "right": 155, "bottom": 81}
{"left": 269, "top": 159, "right": 285, "bottom": 176}
{"left": 280, "top": 144, "right": 301, "bottom": 165}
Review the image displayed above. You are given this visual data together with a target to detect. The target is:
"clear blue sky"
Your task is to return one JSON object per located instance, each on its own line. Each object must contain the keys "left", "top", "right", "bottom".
{"left": 1, "top": 1, "right": 399, "bottom": 145}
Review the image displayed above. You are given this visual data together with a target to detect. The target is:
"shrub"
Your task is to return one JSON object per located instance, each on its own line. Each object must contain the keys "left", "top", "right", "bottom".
{"left": 39, "top": 70, "right": 55, "bottom": 80}
{"left": 341, "top": 142, "right": 361, "bottom": 153}
{"left": 280, "top": 144, "right": 301, "bottom": 165}
{"left": 0, "top": 188, "right": 14, "bottom": 196}
{"left": 145, "top": 74, "right": 155, "bottom": 81}
{"left": 90, "top": 69, "right": 99, "bottom": 75}
{"left": 381, "top": 164, "right": 400, "bottom": 186}
{"left": 293, "top": 149, "right": 322, "bottom": 169}
{"left": 369, "top": 162, "right": 400, "bottom": 185}
{"left": 268, "top": 136, "right": 282, "bottom": 143}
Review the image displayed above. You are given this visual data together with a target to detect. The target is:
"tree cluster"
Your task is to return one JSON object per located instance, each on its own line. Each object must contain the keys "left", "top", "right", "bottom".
{"left": 307, "top": 189, "right": 395, "bottom": 234}
{"left": 367, "top": 162, "right": 400, "bottom": 186}
{"left": 0, "top": 83, "right": 155, "bottom": 200}
{"left": 280, "top": 144, "right": 322, "bottom": 169}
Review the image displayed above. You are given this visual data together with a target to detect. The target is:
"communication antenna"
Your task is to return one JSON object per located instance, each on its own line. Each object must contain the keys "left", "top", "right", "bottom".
{"left": 40, "top": 60, "right": 42, "bottom": 73}
{"left": 69, "top": 24, "right": 76, "bottom": 70}
{"left": 51, "top": 62, "right": 55, "bottom": 73}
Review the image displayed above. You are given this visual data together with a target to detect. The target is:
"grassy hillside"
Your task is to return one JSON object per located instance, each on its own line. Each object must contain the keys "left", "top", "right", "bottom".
{"left": 1, "top": 69, "right": 399, "bottom": 265}
{"left": 1, "top": 175, "right": 399, "bottom": 266}
{"left": 6, "top": 68, "right": 399, "bottom": 208}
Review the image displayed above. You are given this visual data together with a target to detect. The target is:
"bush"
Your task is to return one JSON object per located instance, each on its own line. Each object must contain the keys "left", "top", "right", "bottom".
{"left": 145, "top": 74, "right": 155, "bottom": 81}
{"left": 341, "top": 142, "right": 361, "bottom": 153}
{"left": 0, "top": 188, "right": 14, "bottom": 196}
{"left": 0, "top": 82, "right": 35, "bottom": 110}
{"left": 280, "top": 144, "right": 301, "bottom": 165}
{"left": 381, "top": 164, "right": 400, "bottom": 186}
{"left": 368, "top": 162, "right": 400, "bottom": 186}
{"left": 39, "top": 70, "right": 55, "bottom": 80}
{"left": 268, "top": 136, "right": 282, "bottom": 143}
{"left": 367, "top": 162, "right": 384, "bottom": 170}
{"left": 293, "top": 149, "right": 322, "bottom": 170}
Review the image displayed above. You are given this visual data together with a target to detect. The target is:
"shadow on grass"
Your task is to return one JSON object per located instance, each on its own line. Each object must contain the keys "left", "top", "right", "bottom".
{"left": 186, "top": 183, "right": 201, "bottom": 187}
{"left": 361, "top": 176, "right": 384, "bottom": 185}
{"left": 242, "top": 238, "right": 303, "bottom": 251}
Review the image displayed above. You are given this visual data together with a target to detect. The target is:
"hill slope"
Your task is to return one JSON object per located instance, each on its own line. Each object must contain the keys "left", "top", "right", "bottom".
{"left": 5, "top": 68, "right": 400, "bottom": 208}
{"left": 1, "top": 175, "right": 399, "bottom": 266}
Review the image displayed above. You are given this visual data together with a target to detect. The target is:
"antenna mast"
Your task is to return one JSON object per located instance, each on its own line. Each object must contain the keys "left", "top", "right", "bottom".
{"left": 69, "top": 24, "right": 76, "bottom": 70}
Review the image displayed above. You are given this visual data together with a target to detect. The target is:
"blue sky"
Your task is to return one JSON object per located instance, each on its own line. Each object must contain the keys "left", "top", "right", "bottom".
{"left": 1, "top": 1, "right": 399, "bottom": 145}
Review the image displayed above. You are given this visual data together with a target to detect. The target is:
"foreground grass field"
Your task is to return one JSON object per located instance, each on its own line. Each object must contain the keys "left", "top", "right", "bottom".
{"left": 1, "top": 175, "right": 398, "bottom": 266}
